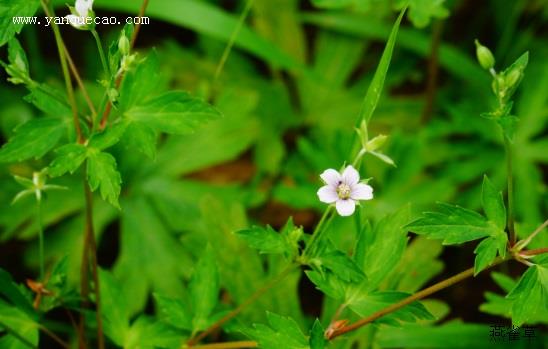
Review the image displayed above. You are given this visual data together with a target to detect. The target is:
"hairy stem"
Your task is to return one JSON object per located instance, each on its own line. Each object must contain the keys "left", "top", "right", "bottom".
{"left": 99, "top": 0, "right": 150, "bottom": 130}
{"left": 504, "top": 137, "right": 516, "bottom": 246}
{"left": 186, "top": 264, "right": 297, "bottom": 347}
{"left": 190, "top": 341, "right": 258, "bottom": 349}
{"left": 92, "top": 29, "right": 110, "bottom": 77}
{"left": 327, "top": 258, "right": 506, "bottom": 340}
{"left": 40, "top": 0, "right": 83, "bottom": 143}
{"left": 36, "top": 200, "right": 44, "bottom": 281}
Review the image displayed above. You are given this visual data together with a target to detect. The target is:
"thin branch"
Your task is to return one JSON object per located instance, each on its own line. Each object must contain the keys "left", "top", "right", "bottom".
{"left": 38, "top": 324, "right": 70, "bottom": 349}
{"left": 420, "top": 20, "right": 443, "bottom": 124}
{"left": 504, "top": 137, "right": 516, "bottom": 246}
{"left": 327, "top": 258, "right": 506, "bottom": 340}
{"left": 186, "top": 264, "right": 297, "bottom": 347}
{"left": 99, "top": 0, "right": 150, "bottom": 129}
{"left": 515, "top": 219, "right": 548, "bottom": 250}
{"left": 40, "top": 0, "right": 83, "bottom": 143}
{"left": 64, "top": 46, "right": 98, "bottom": 120}
{"left": 190, "top": 341, "right": 258, "bottom": 349}
{"left": 520, "top": 247, "right": 548, "bottom": 257}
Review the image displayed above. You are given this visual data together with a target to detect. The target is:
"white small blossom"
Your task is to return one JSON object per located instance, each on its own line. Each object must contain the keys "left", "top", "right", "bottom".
{"left": 317, "top": 165, "right": 373, "bottom": 216}
{"left": 66, "top": 0, "right": 94, "bottom": 29}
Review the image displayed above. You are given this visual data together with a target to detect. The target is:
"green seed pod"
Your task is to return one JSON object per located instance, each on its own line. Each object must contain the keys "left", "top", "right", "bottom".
{"left": 118, "top": 35, "right": 130, "bottom": 56}
{"left": 474, "top": 40, "right": 495, "bottom": 70}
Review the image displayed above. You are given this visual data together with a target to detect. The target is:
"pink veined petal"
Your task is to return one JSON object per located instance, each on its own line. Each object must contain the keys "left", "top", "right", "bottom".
{"left": 317, "top": 185, "right": 338, "bottom": 204}
{"left": 351, "top": 183, "right": 373, "bottom": 201}
{"left": 320, "top": 169, "right": 342, "bottom": 186}
{"left": 336, "top": 199, "right": 356, "bottom": 216}
{"left": 342, "top": 165, "right": 360, "bottom": 185}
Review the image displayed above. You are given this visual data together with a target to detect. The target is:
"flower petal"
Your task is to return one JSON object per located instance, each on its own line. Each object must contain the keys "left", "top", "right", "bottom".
{"left": 342, "top": 165, "right": 360, "bottom": 185}
{"left": 317, "top": 185, "right": 338, "bottom": 204}
{"left": 66, "top": 14, "right": 84, "bottom": 27}
{"left": 76, "top": 0, "right": 92, "bottom": 16}
{"left": 351, "top": 183, "right": 373, "bottom": 201}
{"left": 320, "top": 169, "right": 341, "bottom": 186}
{"left": 335, "top": 199, "right": 356, "bottom": 216}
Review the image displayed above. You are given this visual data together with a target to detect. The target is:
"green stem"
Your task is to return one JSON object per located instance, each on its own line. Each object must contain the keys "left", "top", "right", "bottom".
{"left": 213, "top": 0, "right": 254, "bottom": 84}
{"left": 515, "top": 219, "right": 548, "bottom": 250}
{"left": 40, "top": 0, "right": 83, "bottom": 143}
{"left": 327, "top": 257, "right": 507, "bottom": 340}
{"left": 504, "top": 137, "right": 516, "bottom": 246}
{"left": 302, "top": 206, "right": 334, "bottom": 259}
{"left": 92, "top": 29, "right": 110, "bottom": 77}
{"left": 186, "top": 264, "right": 297, "bottom": 347}
{"left": 36, "top": 200, "right": 44, "bottom": 281}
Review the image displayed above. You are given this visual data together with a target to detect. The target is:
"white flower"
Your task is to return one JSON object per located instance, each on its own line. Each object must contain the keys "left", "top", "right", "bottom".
{"left": 66, "top": 0, "right": 94, "bottom": 29}
{"left": 317, "top": 165, "right": 373, "bottom": 216}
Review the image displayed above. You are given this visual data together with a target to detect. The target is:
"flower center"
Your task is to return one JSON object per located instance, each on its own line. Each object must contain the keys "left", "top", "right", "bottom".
{"left": 336, "top": 183, "right": 351, "bottom": 200}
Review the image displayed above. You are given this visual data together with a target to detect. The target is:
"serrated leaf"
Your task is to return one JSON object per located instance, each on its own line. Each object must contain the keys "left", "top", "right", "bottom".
{"left": 125, "top": 91, "right": 222, "bottom": 135}
{"left": 88, "top": 123, "right": 127, "bottom": 150}
{"left": 190, "top": 245, "right": 219, "bottom": 332}
{"left": 242, "top": 312, "right": 308, "bottom": 349}
{"left": 118, "top": 52, "right": 162, "bottom": 112}
{"left": 87, "top": 151, "right": 122, "bottom": 208}
{"left": 348, "top": 291, "right": 434, "bottom": 325}
{"left": 0, "top": 118, "right": 66, "bottom": 163}
{"left": 0, "top": 301, "right": 39, "bottom": 349}
{"left": 309, "top": 319, "right": 326, "bottom": 349}
{"left": 24, "top": 87, "right": 71, "bottom": 117}
{"left": 236, "top": 225, "right": 287, "bottom": 254}
{"left": 47, "top": 144, "right": 87, "bottom": 177}
{"left": 4, "top": 38, "right": 30, "bottom": 84}
{"left": 153, "top": 293, "right": 192, "bottom": 331}
{"left": 0, "top": 0, "right": 40, "bottom": 47}
{"left": 481, "top": 175, "right": 506, "bottom": 230}
{"left": 124, "top": 316, "right": 183, "bottom": 349}
{"left": 406, "top": 203, "right": 499, "bottom": 244}
{"left": 317, "top": 250, "right": 365, "bottom": 283}
{"left": 473, "top": 232, "right": 507, "bottom": 275}
{"left": 506, "top": 265, "right": 548, "bottom": 326}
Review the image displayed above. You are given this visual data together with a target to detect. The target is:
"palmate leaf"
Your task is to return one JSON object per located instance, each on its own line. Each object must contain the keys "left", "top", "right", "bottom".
{"left": 236, "top": 218, "right": 301, "bottom": 258}
{"left": 242, "top": 312, "right": 309, "bottom": 349}
{"left": 473, "top": 232, "right": 507, "bottom": 275}
{"left": 481, "top": 175, "right": 506, "bottom": 230}
{"left": 87, "top": 151, "right": 122, "bottom": 209}
{"left": 406, "top": 202, "right": 501, "bottom": 244}
{"left": 0, "top": 117, "right": 67, "bottom": 163}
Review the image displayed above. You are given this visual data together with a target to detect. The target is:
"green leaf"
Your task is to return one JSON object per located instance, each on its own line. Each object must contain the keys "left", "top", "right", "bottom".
{"left": 125, "top": 91, "right": 222, "bottom": 135}
{"left": 100, "top": 269, "right": 130, "bottom": 346}
{"left": 397, "top": 0, "right": 449, "bottom": 28}
{"left": 309, "top": 319, "right": 326, "bottom": 349}
{"left": 86, "top": 151, "right": 122, "bottom": 208}
{"left": 473, "top": 232, "right": 507, "bottom": 275}
{"left": 124, "top": 316, "right": 184, "bottom": 349}
{"left": 481, "top": 175, "right": 506, "bottom": 230}
{"left": 310, "top": 0, "right": 354, "bottom": 8}
{"left": 0, "top": 118, "right": 66, "bottom": 163}
{"left": 47, "top": 144, "right": 88, "bottom": 177}
{"left": 0, "top": 0, "right": 40, "bottom": 47}
{"left": 236, "top": 225, "right": 286, "bottom": 254}
{"left": 357, "top": 7, "right": 406, "bottom": 124}
{"left": 506, "top": 265, "right": 548, "bottom": 326}
{"left": 121, "top": 122, "right": 157, "bottom": 159}
{"left": 406, "top": 203, "right": 499, "bottom": 245}
{"left": 190, "top": 245, "right": 220, "bottom": 332}
{"left": 0, "top": 268, "right": 34, "bottom": 315}
{"left": 358, "top": 205, "right": 410, "bottom": 290}
{"left": 88, "top": 122, "right": 128, "bottom": 151}
{"left": 348, "top": 291, "right": 434, "bottom": 325}
{"left": 3, "top": 38, "right": 30, "bottom": 84}
{"left": 242, "top": 312, "right": 308, "bottom": 349}
{"left": 114, "top": 197, "right": 192, "bottom": 315}
{"left": 153, "top": 293, "right": 192, "bottom": 331}
{"left": 24, "top": 87, "right": 71, "bottom": 117}
{"left": 118, "top": 52, "right": 162, "bottom": 112}
{"left": 317, "top": 250, "right": 365, "bottom": 283}
{"left": 0, "top": 300, "right": 39, "bottom": 349}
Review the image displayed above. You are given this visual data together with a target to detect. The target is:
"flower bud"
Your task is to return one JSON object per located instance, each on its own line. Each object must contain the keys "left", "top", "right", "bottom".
{"left": 475, "top": 40, "right": 495, "bottom": 70}
{"left": 118, "top": 35, "right": 130, "bottom": 56}
{"left": 365, "top": 134, "right": 388, "bottom": 152}
{"left": 504, "top": 68, "right": 522, "bottom": 90}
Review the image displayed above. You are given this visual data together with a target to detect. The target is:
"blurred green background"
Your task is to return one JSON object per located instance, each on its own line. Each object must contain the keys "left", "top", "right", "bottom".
{"left": 0, "top": 0, "right": 546, "bottom": 347}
